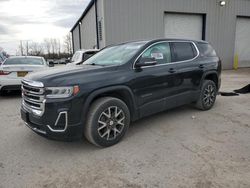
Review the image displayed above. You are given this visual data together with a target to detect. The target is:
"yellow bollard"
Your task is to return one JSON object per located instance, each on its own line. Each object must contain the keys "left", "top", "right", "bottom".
{"left": 234, "top": 54, "right": 239, "bottom": 70}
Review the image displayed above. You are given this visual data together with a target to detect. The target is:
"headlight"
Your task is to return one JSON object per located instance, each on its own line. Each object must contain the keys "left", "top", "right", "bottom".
{"left": 46, "top": 86, "right": 79, "bottom": 99}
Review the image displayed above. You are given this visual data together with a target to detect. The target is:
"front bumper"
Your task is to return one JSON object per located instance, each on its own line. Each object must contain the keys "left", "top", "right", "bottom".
{"left": 21, "top": 79, "right": 87, "bottom": 141}
{"left": 21, "top": 105, "right": 84, "bottom": 141}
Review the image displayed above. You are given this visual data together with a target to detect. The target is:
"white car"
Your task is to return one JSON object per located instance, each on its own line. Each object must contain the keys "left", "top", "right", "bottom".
{"left": 67, "top": 49, "right": 99, "bottom": 66}
{"left": 0, "top": 56, "right": 49, "bottom": 93}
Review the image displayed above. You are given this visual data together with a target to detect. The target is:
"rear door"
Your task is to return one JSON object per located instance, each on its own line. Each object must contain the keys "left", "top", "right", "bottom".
{"left": 169, "top": 41, "right": 203, "bottom": 104}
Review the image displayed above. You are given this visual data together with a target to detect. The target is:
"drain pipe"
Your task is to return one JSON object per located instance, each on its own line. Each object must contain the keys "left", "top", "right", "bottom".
{"left": 78, "top": 21, "right": 82, "bottom": 49}
{"left": 94, "top": 0, "right": 100, "bottom": 49}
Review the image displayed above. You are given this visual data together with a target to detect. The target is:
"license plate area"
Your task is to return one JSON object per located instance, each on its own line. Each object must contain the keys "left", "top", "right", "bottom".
{"left": 17, "top": 71, "right": 28, "bottom": 77}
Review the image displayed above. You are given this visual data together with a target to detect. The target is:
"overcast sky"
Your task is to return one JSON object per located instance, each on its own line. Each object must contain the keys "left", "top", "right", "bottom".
{"left": 0, "top": 0, "right": 90, "bottom": 54}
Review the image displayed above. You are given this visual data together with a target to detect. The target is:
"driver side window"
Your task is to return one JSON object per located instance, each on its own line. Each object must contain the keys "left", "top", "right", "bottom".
{"left": 142, "top": 42, "right": 171, "bottom": 64}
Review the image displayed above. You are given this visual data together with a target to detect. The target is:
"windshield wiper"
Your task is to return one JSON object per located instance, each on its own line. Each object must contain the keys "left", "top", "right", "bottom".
{"left": 85, "top": 63, "right": 97, "bottom": 66}
{"left": 85, "top": 63, "right": 106, "bottom": 66}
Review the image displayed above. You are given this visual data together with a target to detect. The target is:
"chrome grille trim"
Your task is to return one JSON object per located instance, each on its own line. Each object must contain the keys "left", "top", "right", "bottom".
{"left": 22, "top": 79, "right": 44, "bottom": 88}
{"left": 22, "top": 85, "right": 45, "bottom": 95}
{"left": 21, "top": 79, "right": 45, "bottom": 116}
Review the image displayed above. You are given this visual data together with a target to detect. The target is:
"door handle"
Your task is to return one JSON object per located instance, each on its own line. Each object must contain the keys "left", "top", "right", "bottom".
{"left": 199, "top": 64, "right": 204, "bottom": 69}
{"left": 168, "top": 68, "right": 176, "bottom": 73}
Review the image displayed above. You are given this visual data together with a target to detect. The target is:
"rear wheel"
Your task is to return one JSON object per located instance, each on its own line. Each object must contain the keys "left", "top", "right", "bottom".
{"left": 84, "top": 97, "right": 130, "bottom": 147}
{"left": 195, "top": 80, "right": 217, "bottom": 111}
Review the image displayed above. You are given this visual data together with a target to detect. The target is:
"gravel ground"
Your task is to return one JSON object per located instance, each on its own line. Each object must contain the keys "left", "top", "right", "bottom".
{"left": 0, "top": 68, "right": 250, "bottom": 188}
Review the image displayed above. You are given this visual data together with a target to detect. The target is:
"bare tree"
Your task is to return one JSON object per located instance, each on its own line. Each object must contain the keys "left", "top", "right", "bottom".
{"left": 50, "top": 38, "right": 56, "bottom": 56}
{"left": 64, "top": 33, "right": 73, "bottom": 55}
{"left": 29, "top": 42, "right": 44, "bottom": 56}
{"left": 57, "top": 39, "right": 61, "bottom": 56}
{"left": 44, "top": 38, "right": 51, "bottom": 55}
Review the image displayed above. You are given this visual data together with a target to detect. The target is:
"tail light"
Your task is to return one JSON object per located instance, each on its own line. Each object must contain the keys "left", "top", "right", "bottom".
{"left": 0, "top": 70, "right": 11, "bottom": 75}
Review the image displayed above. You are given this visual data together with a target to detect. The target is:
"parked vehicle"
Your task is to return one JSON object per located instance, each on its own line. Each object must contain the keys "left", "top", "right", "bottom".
{"left": 0, "top": 56, "right": 49, "bottom": 93}
{"left": 21, "top": 39, "right": 221, "bottom": 147}
{"left": 53, "top": 58, "right": 68, "bottom": 65}
{"left": 67, "top": 49, "right": 99, "bottom": 66}
{"left": 0, "top": 51, "right": 8, "bottom": 66}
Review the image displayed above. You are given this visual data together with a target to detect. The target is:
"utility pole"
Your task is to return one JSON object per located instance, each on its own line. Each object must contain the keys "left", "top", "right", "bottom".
{"left": 26, "top": 41, "right": 29, "bottom": 56}
{"left": 20, "top": 40, "right": 23, "bottom": 56}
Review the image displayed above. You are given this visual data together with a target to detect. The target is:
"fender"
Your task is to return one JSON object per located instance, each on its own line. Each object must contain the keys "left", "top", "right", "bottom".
{"left": 200, "top": 70, "right": 219, "bottom": 89}
{"left": 81, "top": 85, "right": 139, "bottom": 123}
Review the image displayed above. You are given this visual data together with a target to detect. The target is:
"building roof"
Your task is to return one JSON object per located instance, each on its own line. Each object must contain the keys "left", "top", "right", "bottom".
{"left": 70, "top": 0, "right": 95, "bottom": 32}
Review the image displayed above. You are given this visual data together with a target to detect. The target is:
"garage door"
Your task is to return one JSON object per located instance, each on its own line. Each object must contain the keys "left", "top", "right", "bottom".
{"left": 164, "top": 13, "right": 203, "bottom": 40}
{"left": 235, "top": 17, "right": 250, "bottom": 68}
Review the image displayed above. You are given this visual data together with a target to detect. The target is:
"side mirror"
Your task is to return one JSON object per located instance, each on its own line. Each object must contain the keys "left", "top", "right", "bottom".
{"left": 48, "top": 61, "right": 54, "bottom": 67}
{"left": 135, "top": 57, "right": 157, "bottom": 68}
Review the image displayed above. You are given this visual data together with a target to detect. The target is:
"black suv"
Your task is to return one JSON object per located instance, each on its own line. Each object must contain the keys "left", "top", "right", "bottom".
{"left": 21, "top": 39, "right": 221, "bottom": 147}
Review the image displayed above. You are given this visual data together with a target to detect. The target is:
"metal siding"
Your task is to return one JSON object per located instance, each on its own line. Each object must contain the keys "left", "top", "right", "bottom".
{"left": 80, "top": 5, "right": 97, "bottom": 49}
{"left": 103, "top": 0, "right": 250, "bottom": 69}
{"left": 72, "top": 25, "right": 80, "bottom": 52}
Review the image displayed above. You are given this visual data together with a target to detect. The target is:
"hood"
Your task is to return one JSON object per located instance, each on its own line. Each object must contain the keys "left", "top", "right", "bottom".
{"left": 25, "top": 64, "right": 114, "bottom": 86}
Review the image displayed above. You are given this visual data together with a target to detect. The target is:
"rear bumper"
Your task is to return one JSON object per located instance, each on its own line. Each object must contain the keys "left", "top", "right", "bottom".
{"left": 0, "top": 77, "right": 22, "bottom": 91}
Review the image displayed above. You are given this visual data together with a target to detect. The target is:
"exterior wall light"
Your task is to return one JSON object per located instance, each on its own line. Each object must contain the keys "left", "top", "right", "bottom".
{"left": 79, "top": 21, "right": 82, "bottom": 25}
{"left": 219, "top": 1, "right": 226, "bottom": 6}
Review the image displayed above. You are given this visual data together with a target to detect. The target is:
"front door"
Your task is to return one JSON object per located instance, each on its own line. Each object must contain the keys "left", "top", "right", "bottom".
{"left": 131, "top": 42, "right": 178, "bottom": 117}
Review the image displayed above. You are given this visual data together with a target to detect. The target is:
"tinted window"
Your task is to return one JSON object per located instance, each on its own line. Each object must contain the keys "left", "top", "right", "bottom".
{"left": 172, "top": 42, "right": 197, "bottom": 62}
{"left": 198, "top": 43, "right": 217, "bottom": 57}
{"left": 142, "top": 42, "right": 171, "bottom": 64}
{"left": 83, "top": 52, "right": 97, "bottom": 61}
{"left": 4, "top": 58, "right": 44, "bottom": 65}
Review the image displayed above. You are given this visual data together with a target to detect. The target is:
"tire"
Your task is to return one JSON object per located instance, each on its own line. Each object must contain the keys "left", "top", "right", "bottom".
{"left": 0, "top": 90, "right": 8, "bottom": 96}
{"left": 84, "top": 97, "right": 130, "bottom": 147}
{"left": 195, "top": 80, "right": 217, "bottom": 111}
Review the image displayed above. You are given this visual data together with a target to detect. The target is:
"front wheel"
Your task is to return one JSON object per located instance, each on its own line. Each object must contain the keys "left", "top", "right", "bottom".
{"left": 195, "top": 80, "right": 217, "bottom": 111}
{"left": 84, "top": 97, "right": 130, "bottom": 147}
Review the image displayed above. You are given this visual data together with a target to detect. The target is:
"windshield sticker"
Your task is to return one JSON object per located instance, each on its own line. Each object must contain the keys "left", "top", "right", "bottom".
{"left": 151, "top": 53, "right": 164, "bottom": 60}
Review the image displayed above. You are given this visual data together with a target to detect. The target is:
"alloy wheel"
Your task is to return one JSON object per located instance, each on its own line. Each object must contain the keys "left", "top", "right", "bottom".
{"left": 97, "top": 106, "right": 125, "bottom": 140}
{"left": 203, "top": 84, "right": 216, "bottom": 106}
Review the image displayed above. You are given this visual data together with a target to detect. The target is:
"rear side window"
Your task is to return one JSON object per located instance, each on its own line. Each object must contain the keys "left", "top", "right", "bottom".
{"left": 171, "top": 42, "right": 197, "bottom": 62}
{"left": 198, "top": 43, "right": 217, "bottom": 57}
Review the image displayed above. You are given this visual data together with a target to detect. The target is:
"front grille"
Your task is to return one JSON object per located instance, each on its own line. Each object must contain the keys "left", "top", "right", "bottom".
{"left": 21, "top": 79, "right": 45, "bottom": 116}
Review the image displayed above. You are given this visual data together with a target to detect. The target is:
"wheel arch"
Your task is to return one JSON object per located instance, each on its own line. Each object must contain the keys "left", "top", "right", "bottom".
{"left": 201, "top": 71, "right": 219, "bottom": 91}
{"left": 82, "top": 86, "right": 138, "bottom": 123}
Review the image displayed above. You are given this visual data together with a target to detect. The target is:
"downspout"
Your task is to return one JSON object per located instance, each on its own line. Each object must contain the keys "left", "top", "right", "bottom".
{"left": 94, "top": 0, "right": 100, "bottom": 49}
{"left": 71, "top": 31, "right": 75, "bottom": 53}
{"left": 79, "top": 22, "right": 82, "bottom": 49}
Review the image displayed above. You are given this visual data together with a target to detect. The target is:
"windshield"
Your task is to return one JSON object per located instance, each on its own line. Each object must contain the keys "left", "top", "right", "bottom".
{"left": 4, "top": 57, "right": 45, "bottom": 65}
{"left": 83, "top": 42, "right": 147, "bottom": 66}
{"left": 71, "top": 52, "right": 81, "bottom": 62}
{"left": 0, "top": 52, "right": 7, "bottom": 62}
